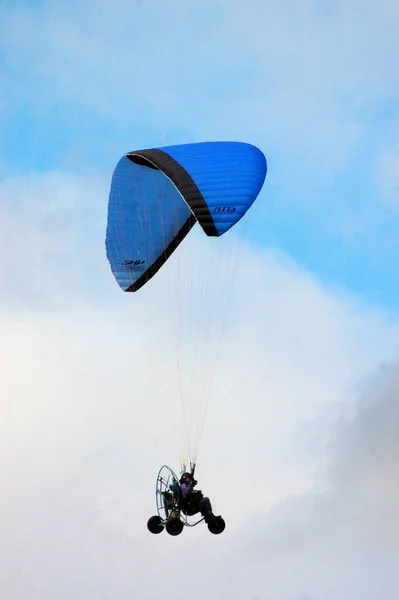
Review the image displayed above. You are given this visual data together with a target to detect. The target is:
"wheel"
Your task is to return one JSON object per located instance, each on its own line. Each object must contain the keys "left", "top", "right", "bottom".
{"left": 147, "top": 515, "right": 164, "bottom": 534}
{"left": 207, "top": 516, "right": 225, "bottom": 535}
{"left": 166, "top": 517, "right": 184, "bottom": 536}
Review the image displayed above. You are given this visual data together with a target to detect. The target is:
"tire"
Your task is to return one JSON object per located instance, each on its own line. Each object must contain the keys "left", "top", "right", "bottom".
{"left": 147, "top": 515, "right": 164, "bottom": 534}
{"left": 166, "top": 517, "right": 184, "bottom": 536}
{"left": 208, "top": 516, "right": 225, "bottom": 535}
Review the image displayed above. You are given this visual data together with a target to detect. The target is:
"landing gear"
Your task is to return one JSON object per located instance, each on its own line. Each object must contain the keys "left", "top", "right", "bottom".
{"left": 166, "top": 517, "right": 184, "bottom": 536}
{"left": 147, "top": 515, "right": 163, "bottom": 534}
{"left": 207, "top": 516, "right": 225, "bottom": 535}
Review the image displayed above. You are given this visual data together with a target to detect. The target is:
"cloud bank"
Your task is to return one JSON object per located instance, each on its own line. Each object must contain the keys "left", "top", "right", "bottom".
{"left": 1, "top": 169, "right": 399, "bottom": 598}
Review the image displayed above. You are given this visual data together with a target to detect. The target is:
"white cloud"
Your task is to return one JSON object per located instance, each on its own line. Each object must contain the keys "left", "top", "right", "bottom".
{"left": 1, "top": 169, "right": 399, "bottom": 598}
{"left": 0, "top": 170, "right": 110, "bottom": 309}
{"left": 227, "top": 362, "right": 399, "bottom": 600}
{"left": 327, "top": 364, "right": 399, "bottom": 551}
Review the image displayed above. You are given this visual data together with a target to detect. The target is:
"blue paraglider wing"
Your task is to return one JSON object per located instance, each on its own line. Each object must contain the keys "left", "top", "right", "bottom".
{"left": 106, "top": 141, "right": 267, "bottom": 292}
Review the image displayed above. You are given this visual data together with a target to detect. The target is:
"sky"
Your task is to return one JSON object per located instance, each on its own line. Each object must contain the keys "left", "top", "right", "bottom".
{"left": 1, "top": 0, "right": 399, "bottom": 598}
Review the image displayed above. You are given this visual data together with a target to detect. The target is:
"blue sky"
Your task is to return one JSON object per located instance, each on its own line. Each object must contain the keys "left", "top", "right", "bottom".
{"left": 1, "top": 0, "right": 399, "bottom": 311}
{"left": 2, "top": 2, "right": 399, "bottom": 599}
